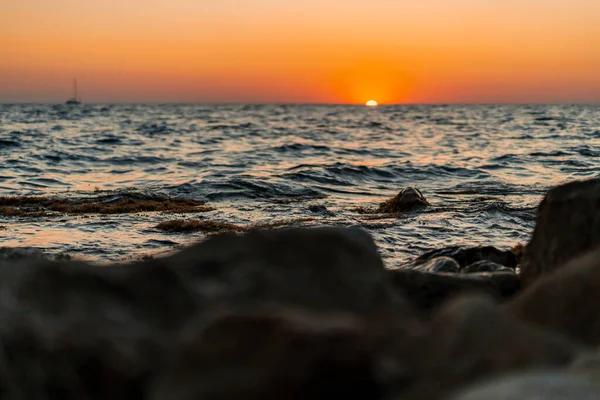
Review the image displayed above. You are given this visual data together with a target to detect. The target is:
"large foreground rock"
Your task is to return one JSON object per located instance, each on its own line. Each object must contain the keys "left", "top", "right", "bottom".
{"left": 0, "top": 227, "right": 422, "bottom": 398}
{"left": 451, "top": 371, "right": 600, "bottom": 400}
{"left": 398, "top": 296, "right": 580, "bottom": 400}
{"left": 389, "top": 269, "right": 520, "bottom": 310}
{"left": 151, "top": 309, "right": 386, "bottom": 400}
{"left": 520, "top": 178, "right": 600, "bottom": 285}
{"left": 506, "top": 247, "right": 600, "bottom": 346}
{"left": 165, "top": 227, "right": 409, "bottom": 316}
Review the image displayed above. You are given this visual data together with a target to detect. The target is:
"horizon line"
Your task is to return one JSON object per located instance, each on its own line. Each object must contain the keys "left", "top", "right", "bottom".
{"left": 2, "top": 101, "right": 600, "bottom": 106}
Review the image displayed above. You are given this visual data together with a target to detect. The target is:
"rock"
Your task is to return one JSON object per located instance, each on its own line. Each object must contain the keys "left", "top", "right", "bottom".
{"left": 520, "top": 178, "right": 600, "bottom": 285}
{"left": 0, "top": 227, "right": 423, "bottom": 398}
{"left": 308, "top": 204, "right": 335, "bottom": 216}
{"left": 451, "top": 371, "right": 600, "bottom": 400}
{"left": 399, "top": 296, "right": 580, "bottom": 400}
{"left": 461, "top": 260, "right": 515, "bottom": 274}
{"left": 570, "top": 350, "right": 600, "bottom": 379}
{"left": 389, "top": 269, "right": 520, "bottom": 311}
{"left": 0, "top": 259, "right": 199, "bottom": 398}
{"left": 377, "top": 187, "right": 430, "bottom": 213}
{"left": 150, "top": 308, "right": 386, "bottom": 400}
{"left": 403, "top": 246, "right": 517, "bottom": 270}
{"left": 165, "top": 227, "right": 409, "bottom": 316}
{"left": 414, "top": 257, "right": 460, "bottom": 273}
{"left": 506, "top": 247, "right": 600, "bottom": 346}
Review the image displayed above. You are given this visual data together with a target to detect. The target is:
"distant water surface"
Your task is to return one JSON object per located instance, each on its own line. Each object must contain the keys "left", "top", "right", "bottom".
{"left": 1, "top": 104, "right": 599, "bottom": 265}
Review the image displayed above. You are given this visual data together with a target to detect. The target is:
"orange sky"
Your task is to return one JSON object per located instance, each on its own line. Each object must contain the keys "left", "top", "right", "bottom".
{"left": 2, "top": 0, "right": 600, "bottom": 104}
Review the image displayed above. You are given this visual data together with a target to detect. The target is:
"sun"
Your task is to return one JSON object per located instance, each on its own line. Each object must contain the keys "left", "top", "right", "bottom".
{"left": 366, "top": 100, "right": 378, "bottom": 107}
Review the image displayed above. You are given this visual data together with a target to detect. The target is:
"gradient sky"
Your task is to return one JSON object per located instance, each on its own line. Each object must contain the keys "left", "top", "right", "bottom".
{"left": 2, "top": 0, "right": 600, "bottom": 104}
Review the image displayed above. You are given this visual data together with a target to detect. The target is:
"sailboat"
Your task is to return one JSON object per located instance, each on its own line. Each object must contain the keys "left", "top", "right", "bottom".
{"left": 65, "top": 79, "right": 82, "bottom": 105}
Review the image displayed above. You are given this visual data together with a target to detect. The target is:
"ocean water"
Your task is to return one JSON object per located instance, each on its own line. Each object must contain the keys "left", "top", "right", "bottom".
{"left": 1, "top": 104, "right": 599, "bottom": 266}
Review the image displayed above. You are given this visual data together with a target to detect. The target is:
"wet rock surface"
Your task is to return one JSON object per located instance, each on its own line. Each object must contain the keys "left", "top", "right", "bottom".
{"left": 461, "top": 260, "right": 515, "bottom": 274}
{"left": 520, "top": 178, "right": 600, "bottom": 285}
{"left": 403, "top": 245, "right": 517, "bottom": 270}
{"left": 377, "top": 187, "right": 430, "bottom": 213}
{"left": 413, "top": 257, "right": 461, "bottom": 273}
{"left": 389, "top": 269, "right": 520, "bottom": 311}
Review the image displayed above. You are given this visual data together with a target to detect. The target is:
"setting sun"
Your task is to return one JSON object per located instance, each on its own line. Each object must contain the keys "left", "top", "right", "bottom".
{"left": 366, "top": 100, "right": 379, "bottom": 107}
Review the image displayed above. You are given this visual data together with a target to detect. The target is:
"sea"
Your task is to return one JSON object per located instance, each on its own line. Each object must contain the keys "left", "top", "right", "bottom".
{"left": 1, "top": 104, "right": 599, "bottom": 266}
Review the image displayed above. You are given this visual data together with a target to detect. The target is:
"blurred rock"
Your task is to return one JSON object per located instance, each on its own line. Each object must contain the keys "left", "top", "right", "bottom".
{"left": 451, "top": 371, "right": 600, "bottom": 400}
{"left": 165, "top": 226, "right": 408, "bottom": 316}
{"left": 151, "top": 309, "right": 386, "bottom": 400}
{"left": 403, "top": 246, "right": 517, "bottom": 270}
{"left": 461, "top": 260, "right": 515, "bottom": 274}
{"left": 570, "top": 349, "right": 600, "bottom": 380}
{"left": 413, "top": 257, "right": 460, "bottom": 273}
{"left": 389, "top": 269, "right": 520, "bottom": 311}
{"left": 521, "top": 178, "right": 600, "bottom": 285}
{"left": 399, "top": 296, "right": 580, "bottom": 400}
{"left": 506, "top": 247, "right": 600, "bottom": 346}
{"left": 377, "top": 187, "right": 430, "bottom": 213}
{"left": 0, "top": 259, "right": 198, "bottom": 398}
{"left": 0, "top": 227, "right": 424, "bottom": 398}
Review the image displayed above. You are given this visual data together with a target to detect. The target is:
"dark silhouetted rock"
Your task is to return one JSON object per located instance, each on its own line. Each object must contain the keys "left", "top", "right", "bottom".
{"left": 398, "top": 296, "right": 580, "bottom": 400}
{"left": 0, "top": 259, "right": 198, "bottom": 399}
{"left": 461, "top": 260, "right": 515, "bottom": 274}
{"left": 389, "top": 269, "right": 520, "bottom": 311}
{"left": 451, "top": 371, "right": 600, "bottom": 400}
{"left": 520, "top": 178, "right": 600, "bottom": 285}
{"left": 403, "top": 246, "right": 517, "bottom": 270}
{"left": 308, "top": 204, "right": 335, "bottom": 216}
{"left": 571, "top": 350, "right": 600, "bottom": 380}
{"left": 0, "top": 227, "right": 424, "bottom": 398}
{"left": 151, "top": 309, "right": 386, "bottom": 400}
{"left": 377, "top": 187, "right": 430, "bottom": 213}
{"left": 506, "top": 247, "right": 600, "bottom": 346}
{"left": 414, "top": 257, "right": 460, "bottom": 273}
{"left": 165, "top": 227, "right": 408, "bottom": 316}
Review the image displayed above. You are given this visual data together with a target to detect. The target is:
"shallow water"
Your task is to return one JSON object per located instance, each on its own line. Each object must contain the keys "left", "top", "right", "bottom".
{"left": 1, "top": 104, "right": 599, "bottom": 266}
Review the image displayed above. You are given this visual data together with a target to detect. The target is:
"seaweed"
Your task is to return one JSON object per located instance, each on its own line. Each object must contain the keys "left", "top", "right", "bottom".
{"left": 0, "top": 196, "right": 214, "bottom": 217}
{"left": 155, "top": 217, "right": 315, "bottom": 234}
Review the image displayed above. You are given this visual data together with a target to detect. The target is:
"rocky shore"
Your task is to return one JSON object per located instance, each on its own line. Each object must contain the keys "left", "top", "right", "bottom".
{"left": 1, "top": 178, "right": 600, "bottom": 398}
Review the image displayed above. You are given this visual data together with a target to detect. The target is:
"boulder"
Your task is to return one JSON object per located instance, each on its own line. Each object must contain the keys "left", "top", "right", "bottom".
{"left": 403, "top": 246, "right": 517, "bottom": 270}
{"left": 399, "top": 296, "right": 580, "bottom": 400}
{"left": 570, "top": 350, "right": 600, "bottom": 379}
{"left": 165, "top": 226, "right": 408, "bottom": 316}
{"left": 0, "top": 227, "right": 422, "bottom": 398}
{"left": 377, "top": 187, "right": 430, "bottom": 213}
{"left": 0, "top": 259, "right": 198, "bottom": 398}
{"left": 150, "top": 309, "right": 386, "bottom": 400}
{"left": 451, "top": 371, "right": 600, "bottom": 400}
{"left": 461, "top": 260, "right": 515, "bottom": 274}
{"left": 389, "top": 269, "right": 520, "bottom": 311}
{"left": 506, "top": 247, "right": 600, "bottom": 346}
{"left": 520, "top": 178, "right": 600, "bottom": 285}
{"left": 413, "top": 257, "right": 460, "bottom": 273}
